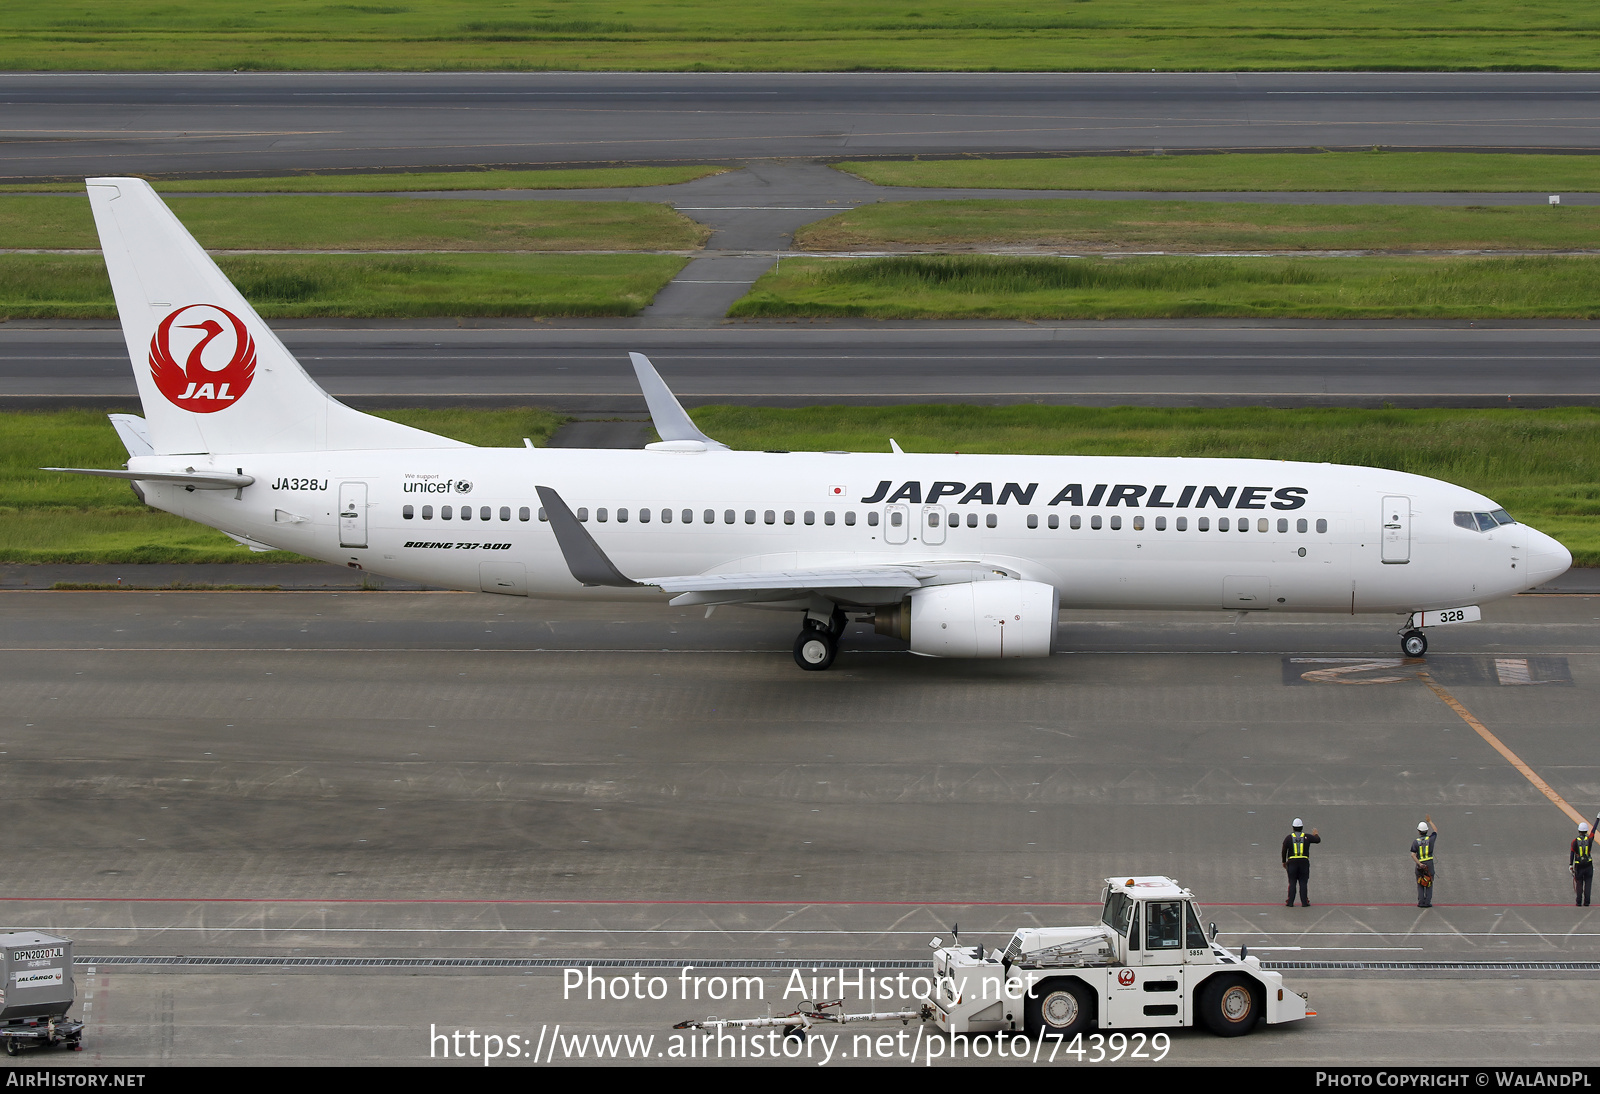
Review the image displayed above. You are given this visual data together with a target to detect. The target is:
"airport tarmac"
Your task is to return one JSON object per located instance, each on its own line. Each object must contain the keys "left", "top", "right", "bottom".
{"left": 2, "top": 589, "right": 1599, "bottom": 1064}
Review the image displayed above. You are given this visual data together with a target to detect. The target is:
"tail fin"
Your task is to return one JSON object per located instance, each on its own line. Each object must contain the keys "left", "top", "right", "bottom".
{"left": 85, "top": 177, "right": 468, "bottom": 456}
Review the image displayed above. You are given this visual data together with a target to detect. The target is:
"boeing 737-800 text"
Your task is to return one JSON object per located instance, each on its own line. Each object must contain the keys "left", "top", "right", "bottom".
{"left": 49, "top": 179, "right": 1572, "bottom": 670}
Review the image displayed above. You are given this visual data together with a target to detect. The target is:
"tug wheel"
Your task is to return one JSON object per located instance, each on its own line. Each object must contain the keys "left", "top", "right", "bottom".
{"left": 1199, "top": 976, "right": 1262, "bottom": 1037}
{"left": 1024, "top": 979, "right": 1093, "bottom": 1038}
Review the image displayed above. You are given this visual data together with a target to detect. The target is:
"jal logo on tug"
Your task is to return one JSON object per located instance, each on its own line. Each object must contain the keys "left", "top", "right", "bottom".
{"left": 149, "top": 304, "right": 257, "bottom": 413}
{"left": 1118, "top": 969, "right": 1136, "bottom": 987}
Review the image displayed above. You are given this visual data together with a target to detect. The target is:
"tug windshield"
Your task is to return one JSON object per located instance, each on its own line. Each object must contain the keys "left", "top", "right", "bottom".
{"left": 1101, "top": 891, "right": 1134, "bottom": 935}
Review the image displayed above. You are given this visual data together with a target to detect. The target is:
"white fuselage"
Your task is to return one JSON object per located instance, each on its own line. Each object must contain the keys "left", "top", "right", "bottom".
{"left": 130, "top": 447, "right": 1570, "bottom": 615}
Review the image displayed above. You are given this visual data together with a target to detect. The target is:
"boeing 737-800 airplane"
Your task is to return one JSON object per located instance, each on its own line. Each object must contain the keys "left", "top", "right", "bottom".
{"left": 52, "top": 178, "right": 1572, "bottom": 670}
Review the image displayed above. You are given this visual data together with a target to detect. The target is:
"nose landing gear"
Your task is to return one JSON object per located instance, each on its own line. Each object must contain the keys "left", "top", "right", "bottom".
{"left": 1401, "top": 629, "right": 1428, "bottom": 658}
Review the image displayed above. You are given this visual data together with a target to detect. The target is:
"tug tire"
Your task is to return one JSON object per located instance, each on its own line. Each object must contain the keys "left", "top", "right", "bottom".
{"left": 1023, "top": 979, "right": 1093, "bottom": 1039}
{"left": 1198, "top": 975, "right": 1261, "bottom": 1037}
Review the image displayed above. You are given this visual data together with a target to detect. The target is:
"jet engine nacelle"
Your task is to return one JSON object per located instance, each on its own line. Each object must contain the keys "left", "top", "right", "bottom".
{"left": 878, "top": 579, "right": 1059, "bottom": 658}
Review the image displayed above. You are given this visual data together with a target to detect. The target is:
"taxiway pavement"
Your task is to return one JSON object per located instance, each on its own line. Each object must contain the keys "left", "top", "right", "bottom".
{"left": 4, "top": 590, "right": 1599, "bottom": 1064}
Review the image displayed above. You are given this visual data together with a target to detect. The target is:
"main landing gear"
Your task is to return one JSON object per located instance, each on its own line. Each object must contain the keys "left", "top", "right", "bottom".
{"left": 1401, "top": 628, "right": 1428, "bottom": 658}
{"left": 793, "top": 609, "right": 847, "bottom": 671}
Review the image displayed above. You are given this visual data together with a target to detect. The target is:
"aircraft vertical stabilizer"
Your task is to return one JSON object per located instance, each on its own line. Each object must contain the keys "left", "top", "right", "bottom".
{"left": 84, "top": 177, "right": 468, "bottom": 456}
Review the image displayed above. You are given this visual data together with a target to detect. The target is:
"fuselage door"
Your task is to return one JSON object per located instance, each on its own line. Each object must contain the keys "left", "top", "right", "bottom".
{"left": 1382, "top": 495, "right": 1410, "bottom": 564}
{"left": 922, "top": 504, "right": 947, "bottom": 546}
{"left": 338, "top": 481, "right": 368, "bottom": 549}
{"left": 885, "top": 503, "right": 910, "bottom": 545}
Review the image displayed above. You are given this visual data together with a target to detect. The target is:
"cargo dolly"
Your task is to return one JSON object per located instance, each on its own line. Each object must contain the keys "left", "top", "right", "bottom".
{"left": 0, "top": 933, "right": 83, "bottom": 1055}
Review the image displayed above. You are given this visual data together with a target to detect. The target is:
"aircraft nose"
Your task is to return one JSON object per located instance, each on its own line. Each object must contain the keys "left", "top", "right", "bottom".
{"left": 1524, "top": 527, "right": 1572, "bottom": 587}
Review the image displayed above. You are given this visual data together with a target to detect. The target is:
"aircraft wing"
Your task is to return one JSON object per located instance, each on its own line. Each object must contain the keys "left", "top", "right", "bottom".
{"left": 536, "top": 484, "right": 934, "bottom": 602}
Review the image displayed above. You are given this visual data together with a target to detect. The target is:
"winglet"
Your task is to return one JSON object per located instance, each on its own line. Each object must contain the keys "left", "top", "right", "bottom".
{"left": 628, "top": 352, "right": 729, "bottom": 450}
{"left": 535, "top": 485, "right": 643, "bottom": 588}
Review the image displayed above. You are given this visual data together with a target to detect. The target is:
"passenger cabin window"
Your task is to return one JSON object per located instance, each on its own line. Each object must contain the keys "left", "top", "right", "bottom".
{"left": 1070, "top": 515, "right": 1081, "bottom": 530}
{"left": 1297, "top": 518, "right": 1307, "bottom": 533}
{"left": 804, "top": 511, "right": 815, "bottom": 525}
{"left": 1109, "top": 515, "right": 1121, "bottom": 531}
{"left": 1218, "top": 517, "right": 1229, "bottom": 532}
{"left": 966, "top": 513, "right": 978, "bottom": 528}
{"left": 985, "top": 514, "right": 997, "bottom": 529}
{"left": 461, "top": 506, "right": 471, "bottom": 521}
{"left": 442, "top": 505, "right": 453, "bottom": 520}
{"left": 481, "top": 506, "right": 491, "bottom": 521}
{"left": 825, "top": 512, "right": 835, "bottom": 526}
{"left": 577, "top": 507, "right": 588, "bottom": 522}
{"left": 1132, "top": 515, "right": 1144, "bottom": 531}
{"left": 1176, "top": 517, "right": 1187, "bottom": 531}
{"left": 1048, "top": 515, "right": 1059, "bottom": 529}
{"left": 501, "top": 507, "right": 511, "bottom": 522}
{"left": 403, "top": 505, "right": 414, "bottom": 519}
{"left": 422, "top": 505, "right": 433, "bottom": 519}
{"left": 1144, "top": 901, "right": 1184, "bottom": 950}
{"left": 845, "top": 512, "right": 856, "bottom": 526}
{"left": 1027, "top": 514, "right": 1038, "bottom": 529}
{"left": 639, "top": 508, "right": 651, "bottom": 523}
{"left": 867, "top": 511, "right": 879, "bottom": 527}
{"left": 617, "top": 508, "right": 628, "bottom": 523}
{"left": 597, "top": 508, "right": 608, "bottom": 522}
{"left": 703, "top": 510, "right": 714, "bottom": 524}
{"left": 890, "top": 511, "right": 902, "bottom": 527}
{"left": 1198, "top": 517, "right": 1209, "bottom": 532}
{"left": 1316, "top": 518, "right": 1328, "bottom": 533}
{"left": 745, "top": 510, "right": 756, "bottom": 524}
{"left": 724, "top": 510, "right": 735, "bottom": 524}
{"left": 784, "top": 511, "right": 795, "bottom": 525}
{"left": 1091, "top": 515, "right": 1102, "bottom": 530}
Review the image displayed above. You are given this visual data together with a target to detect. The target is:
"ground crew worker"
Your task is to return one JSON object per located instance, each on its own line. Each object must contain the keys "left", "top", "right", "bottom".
{"left": 1571, "top": 822, "right": 1594, "bottom": 907}
{"left": 1410, "top": 815, "right": 1438, "bottom": 908}
{"left": 1282, "top": 819, "right": 1321, "bottom": 907}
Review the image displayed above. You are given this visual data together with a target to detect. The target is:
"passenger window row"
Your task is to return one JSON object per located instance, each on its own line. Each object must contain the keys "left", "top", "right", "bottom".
{"left": 403, "top": 505, "right": 528, "bottom": 522}
{"left": 554, "top": 508, "right": 861, "bottom": 526}
{"left": 1026, "top": 514, "right": 1330, "bottom": 533}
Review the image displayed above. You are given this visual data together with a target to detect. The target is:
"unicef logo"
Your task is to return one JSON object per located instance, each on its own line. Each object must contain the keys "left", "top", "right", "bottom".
{"left": 455, "top": 481, "right": 473, "bottom": 495}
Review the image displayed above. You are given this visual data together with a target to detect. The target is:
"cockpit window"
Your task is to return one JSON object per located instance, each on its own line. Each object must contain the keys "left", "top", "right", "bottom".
{"left": 1456, "top": 510, "right": 1515, "bottom": 533}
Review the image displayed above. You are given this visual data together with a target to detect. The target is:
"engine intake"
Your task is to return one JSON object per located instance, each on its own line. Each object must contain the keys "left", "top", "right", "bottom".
{"left": 876, "top": 579, "right": 1059, "bottom": 658}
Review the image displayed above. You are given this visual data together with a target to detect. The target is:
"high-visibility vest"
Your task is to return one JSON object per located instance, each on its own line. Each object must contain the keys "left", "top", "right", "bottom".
{"left": 1417, "top": 835, "right": 1434, "bottom": 864}
{"left": 1289, "top": 834, "right": 1310, "bottom": 859}
{"left": 1577, "top": 835, "right": 1593, "bottom": 865}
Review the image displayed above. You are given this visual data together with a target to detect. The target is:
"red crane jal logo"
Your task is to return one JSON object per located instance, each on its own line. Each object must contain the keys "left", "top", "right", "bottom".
{"left": 148, "top": 305, "right": 257, "bottom": 413}
{"left": 1117, "top": 969, "right": 1136, "bottom": 987}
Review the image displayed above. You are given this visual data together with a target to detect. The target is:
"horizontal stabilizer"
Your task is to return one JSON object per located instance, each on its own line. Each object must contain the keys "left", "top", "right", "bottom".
{"left": 43, "top": 467, "right": 254, "bottom": 490}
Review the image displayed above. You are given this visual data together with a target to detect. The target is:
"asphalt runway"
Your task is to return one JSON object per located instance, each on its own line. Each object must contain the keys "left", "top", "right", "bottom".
{"left": 4, "top": 589, "right": 1600, "bottom": 1064}
{"left": 5, "top": 72, "right": 1600, "bottom": 179}
{"left": 4, "top": 322, "right": 1598, "bottom": 409}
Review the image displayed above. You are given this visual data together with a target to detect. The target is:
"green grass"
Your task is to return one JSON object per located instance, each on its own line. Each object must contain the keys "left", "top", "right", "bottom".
{"left": 729, "top": 254, "right": 1600, "bottom": 321}
{"left": 0, "top": 253, "right": 688, "bottom": 319}
{"left": 836, "top": 153, "right": 1600, "bottom": 194}
{"left": 0, "top": 167, "right": 727, "bottom": 193}
{"left": 1, "top": 1, "right": 1598, "bottom": 71}
{"left": 0, "top": 407, "right": 565, "bottom": 563}
{"left": 796, "top": 199, "right": 1600, "bottom": 253}
{"left": 692, "top": 404, "right": 1600, "bottom": 566}
{"left": 0, "top": 195, "right": 708, "bottom": 251}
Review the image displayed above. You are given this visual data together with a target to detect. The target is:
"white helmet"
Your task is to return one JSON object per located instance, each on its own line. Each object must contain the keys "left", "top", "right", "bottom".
{"left": 1582, "top": 822, "right": 1591, "bottom": 833}
{"left": 1292, "top": 818, "right": 1303, "bottom": 829}
{"left": 1418, "top": 821, "right": 1430, "bottom": 832}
